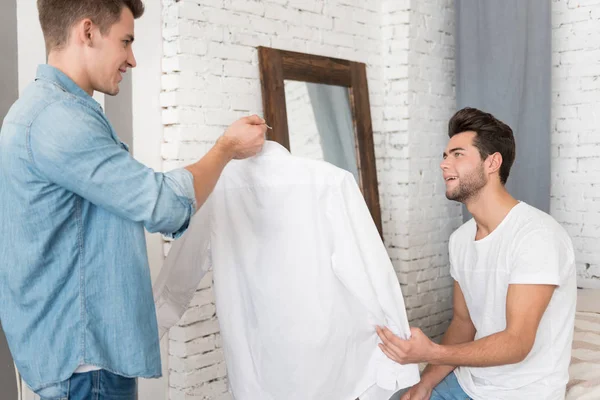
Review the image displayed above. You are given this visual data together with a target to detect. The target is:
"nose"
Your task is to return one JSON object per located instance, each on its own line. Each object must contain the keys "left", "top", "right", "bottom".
{"left": 128, "top": 48, "right": 137, "bottom": 68}
{"left": 440, "top": 158, "right": 450, "bottom": 171}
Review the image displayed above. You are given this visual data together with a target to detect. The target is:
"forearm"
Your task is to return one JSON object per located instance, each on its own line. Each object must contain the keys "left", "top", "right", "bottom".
{"left": 419, "top": 319, "right": 475, "bottom": 388}
{"left": 184, "top": 137, "right": 234, "bottom": 211}
{"left": 431, "top": 329, "right": 526, "bottom": 367}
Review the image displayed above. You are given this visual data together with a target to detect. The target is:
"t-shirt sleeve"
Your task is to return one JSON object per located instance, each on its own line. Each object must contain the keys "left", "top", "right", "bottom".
{"left": 448, "top": 232, "right": 458, "bottom": 281}
{"left": 509, "top": 229, "right": 562, "bottom": 286}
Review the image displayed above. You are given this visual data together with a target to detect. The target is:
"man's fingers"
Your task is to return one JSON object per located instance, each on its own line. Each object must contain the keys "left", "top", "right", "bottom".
{"left": 254, "top": 124, "right": 267, "bottom": 136}
{"left": 379, "top": 326, "right": 407, "bottom": 354}
{"left": 376, "top": 326, "right": 396, "bottom": 342}
{"left": 244, "top": 114, "right": 266, "bottom": 125}
{"left": 380, "top": 341, "right": 408, "bottom": 364}
{"left": 409, "top": 327, "right": 422, "bottom": 339}
{"left": 382, "top": 327, "right": 401, "bottom": 343}
{"left": 377, "top": 326, "right": 397, "bottom": 343}
{"left": 378, "top": 343, "right": 398, "bottom": 362}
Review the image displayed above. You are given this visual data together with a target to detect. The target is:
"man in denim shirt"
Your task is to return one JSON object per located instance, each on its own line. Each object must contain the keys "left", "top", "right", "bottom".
{"left": 0, "top": 1, "right": 267, "bottom": 399}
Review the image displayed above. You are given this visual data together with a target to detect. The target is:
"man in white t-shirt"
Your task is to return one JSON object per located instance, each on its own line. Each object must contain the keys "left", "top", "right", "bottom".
{"left": 377, "top": 107, "right": 577, "bottom": 400}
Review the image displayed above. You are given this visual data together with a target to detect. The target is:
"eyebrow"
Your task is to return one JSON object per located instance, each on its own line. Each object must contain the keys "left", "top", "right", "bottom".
{"left": 443, "top": 147, "right": 466, "bottom": 158}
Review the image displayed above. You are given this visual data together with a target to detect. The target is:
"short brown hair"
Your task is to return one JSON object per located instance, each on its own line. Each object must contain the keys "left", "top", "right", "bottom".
{"left": 37, "top": 0, "right": 144, "bottom": 52}
{"left": 448, "top": 107, "right": 516, "bottom": 185}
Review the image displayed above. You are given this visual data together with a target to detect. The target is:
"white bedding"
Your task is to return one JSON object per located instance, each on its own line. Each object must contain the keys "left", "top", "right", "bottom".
{"left": 567, "top": 289, "right": 600, "bottom": 399}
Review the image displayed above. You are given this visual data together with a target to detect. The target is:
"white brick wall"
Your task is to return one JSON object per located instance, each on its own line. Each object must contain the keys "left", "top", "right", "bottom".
{"left": 161, "top": 0, "right": 457, "bottom": 397}
{"left": 380, "top": 0, "right": 460, "bottom": 340}
{"left": 403, "top": 0, "right": 461, "bottom": 338}
{"left": 551, "top": 0, "right": 600, "bottom": 289}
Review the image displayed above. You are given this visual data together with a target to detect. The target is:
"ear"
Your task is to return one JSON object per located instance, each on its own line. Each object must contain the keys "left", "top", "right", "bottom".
{"left": 486, "top": 152, "right": 503, "bottom": 176}
{"left": 74, "top": 18, "right": 95, "bottom": 47}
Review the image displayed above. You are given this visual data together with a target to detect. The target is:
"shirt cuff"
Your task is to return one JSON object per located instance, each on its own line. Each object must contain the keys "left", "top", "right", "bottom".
{"left": 163, "top": 168, "right": 196, "bottom": 239}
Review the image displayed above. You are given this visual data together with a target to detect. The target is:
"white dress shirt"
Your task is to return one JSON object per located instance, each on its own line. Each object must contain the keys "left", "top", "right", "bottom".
{"left": 153, "top": 141, "right": 419, "bottom": 400}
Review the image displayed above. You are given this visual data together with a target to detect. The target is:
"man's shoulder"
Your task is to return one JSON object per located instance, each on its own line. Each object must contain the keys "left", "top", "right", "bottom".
{"left": 6, "top": 80, "right": 94, "bottom": 128}
{"left": 511, "top": 203, "right": 566, "bottom": 237}
{"left": 506, "top": 203, "right": 574, "bottom": 259}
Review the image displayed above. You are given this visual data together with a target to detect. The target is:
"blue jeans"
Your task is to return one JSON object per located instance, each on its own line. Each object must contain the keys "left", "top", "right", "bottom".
{"left": 388, "top": 372, "right": 471, "bottom": 400}
{"left": 430, "top": 372, "right": 471, "bottom": 400}
{"left": 35, "top": 370, "right": 136, "bottom": 400}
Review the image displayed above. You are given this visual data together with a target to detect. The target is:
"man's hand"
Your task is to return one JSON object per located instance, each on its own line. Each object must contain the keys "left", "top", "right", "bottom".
{"left": 184, "top": 115, "right": 267, "bottom": 211}
{"left": 219, "top": 115, "right": 267, "bottom": 159}
{"left": 400, "top": 382, "right": 433, "bottom": 400}
{"left": 376, "top": 326, "right": 438, "bottom": 365}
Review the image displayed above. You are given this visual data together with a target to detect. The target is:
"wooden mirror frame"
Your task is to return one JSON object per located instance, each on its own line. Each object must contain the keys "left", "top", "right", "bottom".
{"left": 257, "top": 46, "right": 382, "bottom": 235}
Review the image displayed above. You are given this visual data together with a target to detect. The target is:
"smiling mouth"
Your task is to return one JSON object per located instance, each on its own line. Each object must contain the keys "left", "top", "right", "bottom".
{"left": 445, "top": 177, "right": 458, "bottom": 181}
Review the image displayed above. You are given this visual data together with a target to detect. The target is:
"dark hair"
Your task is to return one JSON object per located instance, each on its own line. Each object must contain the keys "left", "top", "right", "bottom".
{"left": 448, "top": 107, "right": 516, "bottom": 185}
{"left": 37, "top": 0, "right": 144, "bottom": 52}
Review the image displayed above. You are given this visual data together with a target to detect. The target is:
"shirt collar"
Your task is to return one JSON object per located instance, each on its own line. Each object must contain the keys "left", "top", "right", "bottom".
{"left": 259, "top": 140, "right": 291, "bottom": 157}
{"left": 35, "top": 64, "right": 103, "bottom": 112}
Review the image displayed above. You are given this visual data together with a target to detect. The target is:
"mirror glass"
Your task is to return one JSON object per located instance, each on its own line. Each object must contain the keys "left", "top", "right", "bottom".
{"left": 284, "top": 80, "right": 359, "bottom": 183}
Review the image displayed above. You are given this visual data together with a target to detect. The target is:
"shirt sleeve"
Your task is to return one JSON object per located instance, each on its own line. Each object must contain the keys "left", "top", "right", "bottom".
{"left": 448, "top": 233, "right": 458, "bottom": 280}
{"left": 28, "top": 100, "right": 195, "bottom": 237}
{"left": 153, "top": 198, "right": 213, "bottom": 339}
{"left": 329, "top": 173, "right": 420, "bottom": 391}
{"left": 509, "top": 229, "right": 562, "bottom": 286}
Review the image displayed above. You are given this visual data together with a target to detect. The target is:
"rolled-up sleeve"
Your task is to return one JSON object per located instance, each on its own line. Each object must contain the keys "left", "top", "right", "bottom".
{"left": 28, "top": 100, "right": 196, "bottom": 237}
{"left": 162, "top": 168, "right": 197, "bottom": 238}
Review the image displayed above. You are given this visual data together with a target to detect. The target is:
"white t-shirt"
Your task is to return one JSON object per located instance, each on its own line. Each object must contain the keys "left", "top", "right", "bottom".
{"left": 450, "top": 202, "right": 577, "bottom": 400}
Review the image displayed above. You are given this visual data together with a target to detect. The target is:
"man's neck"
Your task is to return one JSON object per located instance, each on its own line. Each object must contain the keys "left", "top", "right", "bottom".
{"left": 465, "top": 185, "right": 519, "bottom": 240}
{"left": 47, "top": 51, "right": 94, "bottom": 96}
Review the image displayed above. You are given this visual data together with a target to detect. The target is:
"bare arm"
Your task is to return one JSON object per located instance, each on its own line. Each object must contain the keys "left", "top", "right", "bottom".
{"left": 379, "top": 283, "right": 556, "bottom": 369}
{"left": 184, "top": 115, "right": 266, "bottom": 210}
{"left": 418, "top": 281, "right": 476, "bottom": 388}
{"left": 430, "top": 283, "right": 555, "bottom": 367}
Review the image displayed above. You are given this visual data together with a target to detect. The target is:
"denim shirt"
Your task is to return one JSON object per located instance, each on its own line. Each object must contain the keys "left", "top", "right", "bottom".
{"left": 0, "top": 65, "right": 196, "bottom": 392}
